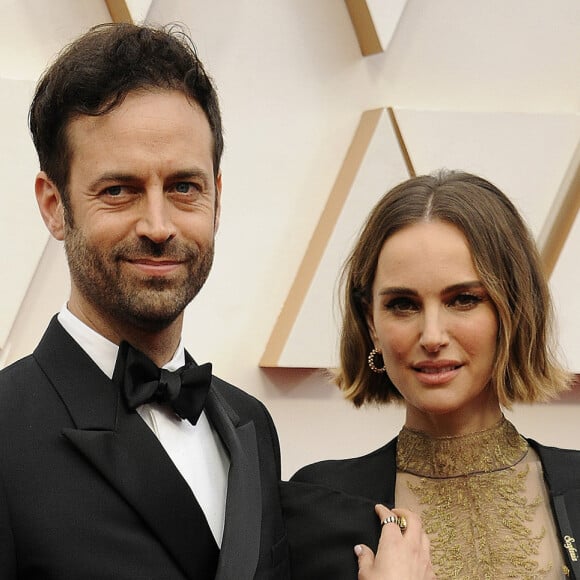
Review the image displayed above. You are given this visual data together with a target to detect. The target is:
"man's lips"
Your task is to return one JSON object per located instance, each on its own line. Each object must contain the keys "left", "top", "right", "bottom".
{"left": 125, "top": 258, "right": 185, "bottom": 276}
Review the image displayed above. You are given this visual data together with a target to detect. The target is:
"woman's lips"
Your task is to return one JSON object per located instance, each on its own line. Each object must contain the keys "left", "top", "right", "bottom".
{"left": 412, "top": 361, "right": 462, "bottom": 385}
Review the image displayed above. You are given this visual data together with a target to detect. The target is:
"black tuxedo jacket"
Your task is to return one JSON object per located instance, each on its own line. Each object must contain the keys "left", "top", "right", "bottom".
{"left": 282, "top": 436, "right": 580, "bottom": 579}
{"left": 0, "top": 317, "right": 289, "bottom": 579}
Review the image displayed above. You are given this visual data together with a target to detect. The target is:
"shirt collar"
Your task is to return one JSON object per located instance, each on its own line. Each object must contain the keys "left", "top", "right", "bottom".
{"left": 57, "top": 305, "right": 185, "bottom": 380}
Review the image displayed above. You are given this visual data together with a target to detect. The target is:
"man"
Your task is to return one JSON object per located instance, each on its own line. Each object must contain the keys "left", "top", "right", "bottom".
{"left": 0, "top": 23, "right": 289, "bottom": 579}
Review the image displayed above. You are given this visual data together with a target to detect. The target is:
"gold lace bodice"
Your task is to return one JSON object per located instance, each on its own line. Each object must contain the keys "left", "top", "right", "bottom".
{"left": 395, "top": 418, "right": 568, "bottom": 579}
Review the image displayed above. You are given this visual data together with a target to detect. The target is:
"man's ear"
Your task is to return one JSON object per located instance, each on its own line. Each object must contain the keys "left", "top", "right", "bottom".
{"left": 35, "top": 171, "right": 65, "bottom": 241}
{"left": 213, "top": 172, "right": 222, "bottom": 231}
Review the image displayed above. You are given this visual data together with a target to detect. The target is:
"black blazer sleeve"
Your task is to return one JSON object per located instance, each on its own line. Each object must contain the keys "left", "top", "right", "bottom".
{"left": 280, "top": 480, "right": 380, "bottom": 580}
{"left": 281, "top": 440, "right": 397, "bottom": 580}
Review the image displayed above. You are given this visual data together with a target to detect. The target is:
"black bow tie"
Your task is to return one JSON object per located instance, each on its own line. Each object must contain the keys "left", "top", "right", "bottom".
{"left": 112, "top": 341, "right": 212, "bottom": 425}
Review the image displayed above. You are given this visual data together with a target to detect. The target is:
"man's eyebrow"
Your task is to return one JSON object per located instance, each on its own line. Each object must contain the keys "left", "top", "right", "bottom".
{"left": 88, "top": 169, "right": 212, "bottom": 191}
{"left": 168, "top": 169, "right": 211, "bottom": 184}
{"left": 170, "top": 169, "right": 209, "bottom": 178}
{"left": 87, "top": 173, "right": 139, "bottom": 191}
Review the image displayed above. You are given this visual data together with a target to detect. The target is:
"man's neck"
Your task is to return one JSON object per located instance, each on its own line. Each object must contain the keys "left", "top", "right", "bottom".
{"left": 65, "top": 299, "right": 183, "bottom": 367}
{"left": 120, "top": 327, "right": 183, "bottom": 367}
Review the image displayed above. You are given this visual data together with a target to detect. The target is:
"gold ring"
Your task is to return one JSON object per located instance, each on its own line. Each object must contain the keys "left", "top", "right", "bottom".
{"left": 397, "top": 515, "right": 407, "bottom": 533}
{"left": 381, "top": 515, "right": 398, "bottom": 526}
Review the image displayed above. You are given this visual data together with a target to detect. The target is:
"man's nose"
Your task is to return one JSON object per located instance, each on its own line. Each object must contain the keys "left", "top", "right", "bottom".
{"left": 135, "top": 192, "right": 177, "bottom": 244}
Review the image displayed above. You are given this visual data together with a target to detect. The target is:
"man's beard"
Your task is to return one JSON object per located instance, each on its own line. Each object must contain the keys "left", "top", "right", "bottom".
{"left": 64, "top": 225, "right": 214, "bottom": 332}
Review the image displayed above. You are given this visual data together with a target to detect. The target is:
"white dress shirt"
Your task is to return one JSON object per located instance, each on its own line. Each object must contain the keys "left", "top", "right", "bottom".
{"left": 57, "top": 307, "right": 230, "bottom": 546}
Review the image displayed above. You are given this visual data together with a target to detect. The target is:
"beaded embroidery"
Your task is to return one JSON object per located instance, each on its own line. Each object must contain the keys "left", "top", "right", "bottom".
{"left": 397, "top": 418, "right": 565, "bottom": 579}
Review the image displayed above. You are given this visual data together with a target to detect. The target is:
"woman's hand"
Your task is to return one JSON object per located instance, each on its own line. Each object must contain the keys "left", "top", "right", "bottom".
{"left": 355, "top": 504, "right": 435, "bottom": 580}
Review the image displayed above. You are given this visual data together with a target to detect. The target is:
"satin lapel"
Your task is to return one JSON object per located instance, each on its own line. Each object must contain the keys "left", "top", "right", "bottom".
{"left": 204, "top": 386, "right": 262, "bottom": 580}
{"left": 34, "top": 318, "right": 218, "bottom": 580}
{"left": 530, "top": 439, "right": 580, "bottom": 579}
{"left": 552, "top": 495, "right": 580, "bottom": 579}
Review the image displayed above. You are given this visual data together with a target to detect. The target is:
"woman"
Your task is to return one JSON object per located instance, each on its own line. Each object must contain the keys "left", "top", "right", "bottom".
{"left": 282, "top": 171, "right": 580, "bottom": 579}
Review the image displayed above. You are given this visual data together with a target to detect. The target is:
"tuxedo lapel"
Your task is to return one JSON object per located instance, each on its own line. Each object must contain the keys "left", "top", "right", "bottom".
{"left": 34, "top": 318, "right": 218, "bottom": 579}
{"left": 204, "top": 386, "right": 262, "bottom": 580}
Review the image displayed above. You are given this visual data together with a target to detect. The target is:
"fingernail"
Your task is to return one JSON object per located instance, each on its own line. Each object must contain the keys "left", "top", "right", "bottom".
{"left": 354, "top": 545, "right": 363, "bottom": 556}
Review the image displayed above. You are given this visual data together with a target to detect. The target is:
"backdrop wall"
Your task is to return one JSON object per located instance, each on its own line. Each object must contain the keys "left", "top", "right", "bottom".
{"left": 0, "top": 0, "right": 578, "bottom": 477}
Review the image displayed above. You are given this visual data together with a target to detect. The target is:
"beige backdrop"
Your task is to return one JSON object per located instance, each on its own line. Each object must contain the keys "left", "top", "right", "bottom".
{"left": 0, "top": 0, "right": 578, "bottom": 477}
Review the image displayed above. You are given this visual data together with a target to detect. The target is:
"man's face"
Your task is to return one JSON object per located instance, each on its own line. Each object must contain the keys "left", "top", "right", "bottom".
{"left": 61, "top": 89, "right": 221, "bottom": 334}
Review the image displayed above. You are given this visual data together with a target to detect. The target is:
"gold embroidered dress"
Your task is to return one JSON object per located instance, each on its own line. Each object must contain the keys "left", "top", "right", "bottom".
{"left": 395, "top": 418, "right": 568, "bottom": 579}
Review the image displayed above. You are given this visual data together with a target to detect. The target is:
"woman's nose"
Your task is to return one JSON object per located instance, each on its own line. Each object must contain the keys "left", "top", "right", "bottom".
{"left": 419, "top": 309, "right": 449, "bottom": 352}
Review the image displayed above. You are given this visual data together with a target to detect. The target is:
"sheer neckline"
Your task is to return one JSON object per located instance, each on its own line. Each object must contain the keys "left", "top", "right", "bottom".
{"left": 397, "top": 417, "right": 528, "bottom": 478}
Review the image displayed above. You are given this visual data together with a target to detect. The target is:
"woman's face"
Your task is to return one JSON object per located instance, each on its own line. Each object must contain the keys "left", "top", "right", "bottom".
{"left": 367, "top": 220, "right": 501, "bottom": 435}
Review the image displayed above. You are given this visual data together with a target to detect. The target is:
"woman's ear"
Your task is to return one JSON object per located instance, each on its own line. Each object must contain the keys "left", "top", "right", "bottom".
{"left": 365, "top": 303, "right": 379, "bottom": 349}
{"left": 35, "top": 172, "right": 65, "bottom": 240}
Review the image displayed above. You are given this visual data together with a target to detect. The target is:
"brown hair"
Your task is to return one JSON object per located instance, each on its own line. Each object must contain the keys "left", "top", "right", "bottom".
{"left": 29, "top": 22, "right": 223, "bottom": 204}
{"left": 337, "top": 170, "right": 572, "bottom": 407}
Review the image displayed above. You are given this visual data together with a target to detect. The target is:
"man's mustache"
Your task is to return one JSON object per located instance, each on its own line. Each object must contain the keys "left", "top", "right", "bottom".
{"left": 113, "top": 239, "right": 198, "bottom": 261}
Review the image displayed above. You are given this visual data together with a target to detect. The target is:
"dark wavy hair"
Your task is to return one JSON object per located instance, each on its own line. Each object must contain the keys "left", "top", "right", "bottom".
{"left": 29, "top": 22, "right": 223, "bottom": 202}
{"left": 337, "top": 170, "right": 572, "bottom": 407}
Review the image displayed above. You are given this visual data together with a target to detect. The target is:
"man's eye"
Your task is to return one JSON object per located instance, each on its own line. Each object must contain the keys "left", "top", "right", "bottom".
{"left": 174, "top": 182, "right": 198, "bottom": 194}
{"left": 104, "top": 185, "right": 123, "bottom": 196}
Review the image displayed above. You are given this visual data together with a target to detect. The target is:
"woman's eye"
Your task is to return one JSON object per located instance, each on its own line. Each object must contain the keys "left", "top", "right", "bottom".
{"left": 386, "top": 297, "right": 418, "bottom": 313}
{"left": 451, "top": 293, "right": 483, "bottom": 309}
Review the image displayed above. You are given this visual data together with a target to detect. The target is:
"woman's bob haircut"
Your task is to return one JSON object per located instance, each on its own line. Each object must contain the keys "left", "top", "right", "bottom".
{"left": 336, "top": 170, "right": 572, "bottom": 407}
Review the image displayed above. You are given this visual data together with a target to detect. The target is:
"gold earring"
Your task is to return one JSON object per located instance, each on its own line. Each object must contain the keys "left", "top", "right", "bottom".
{"left": 368, "top": 348, "right": 386, "bottom": 373}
